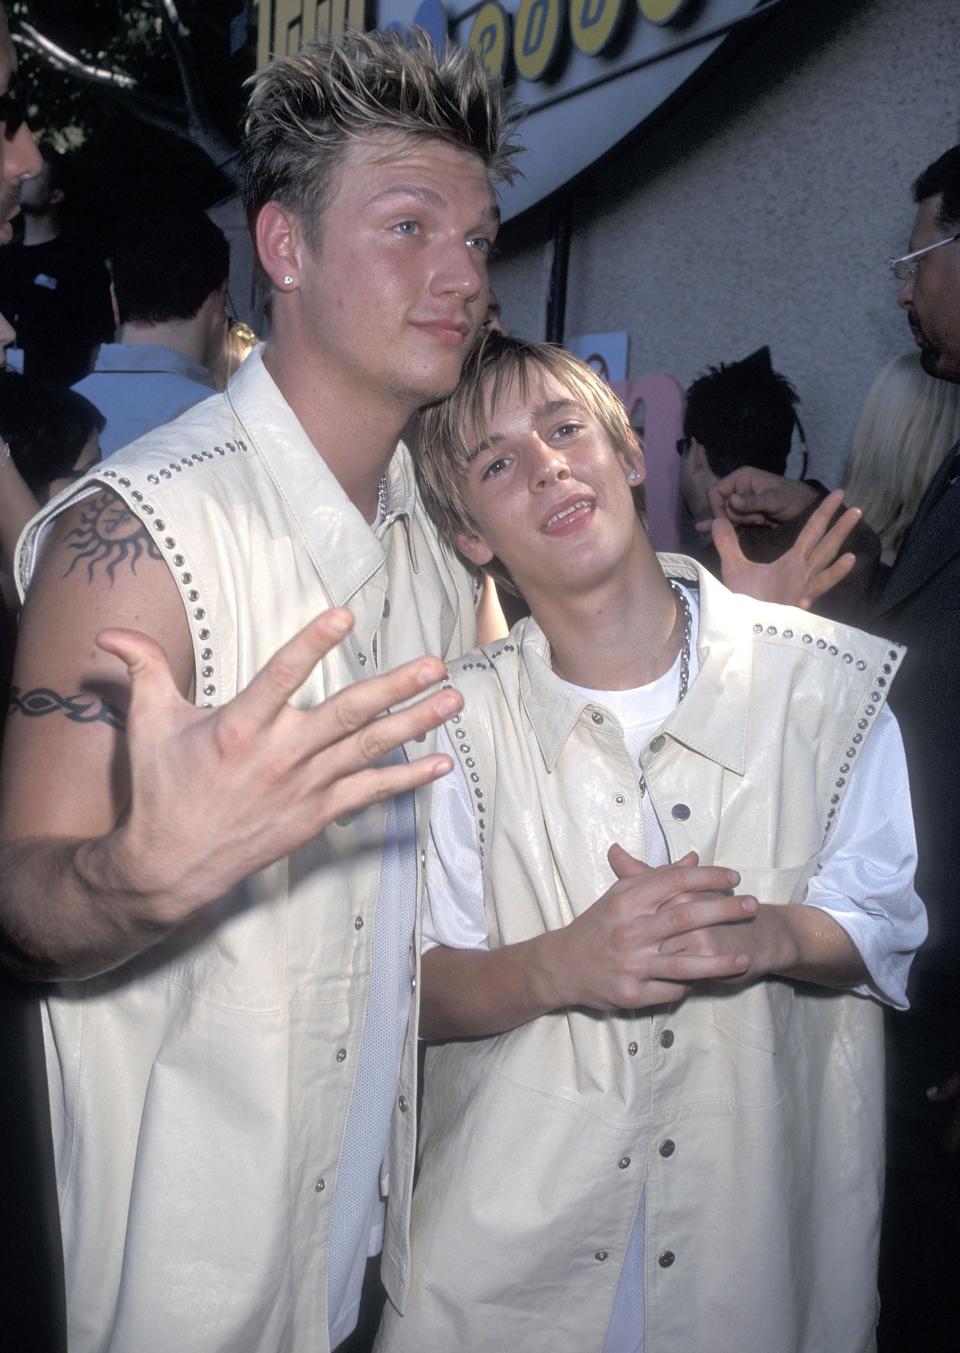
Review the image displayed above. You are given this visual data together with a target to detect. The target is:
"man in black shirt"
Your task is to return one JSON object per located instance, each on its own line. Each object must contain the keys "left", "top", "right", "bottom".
{"left": 0, "top": 144, "right": 113, "bottom": 385}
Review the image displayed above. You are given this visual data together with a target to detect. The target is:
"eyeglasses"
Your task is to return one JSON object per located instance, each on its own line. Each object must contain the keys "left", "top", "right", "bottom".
{"left": 676, "top": 436, "right": 691, "bottom": 456}
{"left": 888, "top": 231, "right": 960, "bottom": 280}
{"left": 0, "top": 86, "right": 28, "bottom": 139}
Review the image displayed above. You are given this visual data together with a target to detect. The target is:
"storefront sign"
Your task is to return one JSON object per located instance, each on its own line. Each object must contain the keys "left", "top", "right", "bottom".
{"left": 256, "top": 0, "right": 772, "bottom": 219}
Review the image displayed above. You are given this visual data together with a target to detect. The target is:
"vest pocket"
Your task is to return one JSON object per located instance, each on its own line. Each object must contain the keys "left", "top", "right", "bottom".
{"left": 711, "top": 979, "right": 798, "bottom": 1057}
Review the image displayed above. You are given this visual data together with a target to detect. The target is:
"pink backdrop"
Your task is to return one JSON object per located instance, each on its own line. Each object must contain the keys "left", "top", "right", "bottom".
{"left": 611, "top": 373, "right": 685, "bottom": 554}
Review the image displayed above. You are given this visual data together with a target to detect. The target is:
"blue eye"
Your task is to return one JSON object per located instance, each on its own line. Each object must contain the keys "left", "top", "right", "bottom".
{"left": 393, "top": 220, "right": 420, "bottom": 235}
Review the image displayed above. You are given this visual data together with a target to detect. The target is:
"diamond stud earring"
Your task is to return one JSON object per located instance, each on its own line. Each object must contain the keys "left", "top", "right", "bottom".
{"left": 282, "top": 274, "right": 295, "bottom": 287}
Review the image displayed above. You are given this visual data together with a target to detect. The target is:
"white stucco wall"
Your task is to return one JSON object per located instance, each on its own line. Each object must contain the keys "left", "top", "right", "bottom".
{"left": 491, "top": 0, "right": 960, "bottom": 486}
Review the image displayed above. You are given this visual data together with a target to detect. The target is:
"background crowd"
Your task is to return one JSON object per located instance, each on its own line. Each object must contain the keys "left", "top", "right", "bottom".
{"left": 1, "top": 6, "right": 959, "bottom": 1353}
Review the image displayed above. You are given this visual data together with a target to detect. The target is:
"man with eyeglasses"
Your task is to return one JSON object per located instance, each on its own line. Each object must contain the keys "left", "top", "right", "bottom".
{"left": 679, "top": 348, "right": 883, "bottom": 623}
{"left": 702, "top": 145, "right": 960, "bottom": 1353}
{"left": 0, "top": 8, "right": 65, "bottom": 1353}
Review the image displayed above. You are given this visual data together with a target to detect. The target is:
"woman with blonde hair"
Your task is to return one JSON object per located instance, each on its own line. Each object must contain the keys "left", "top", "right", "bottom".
{"left": 845, "top": 351, "right": 960, "bottom": 563}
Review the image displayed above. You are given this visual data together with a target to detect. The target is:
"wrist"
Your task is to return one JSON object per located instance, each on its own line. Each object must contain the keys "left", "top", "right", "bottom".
{"left": 755, "top": 904, "right": 802, "bottom": 979}
{"left": 784, "top": 480, "right": 819, "bottom": 518}
{"left": 77, "top": 828, "right": 178, "bottom": 939}
{"left": 524, "top": 928, "right": 572, "bottom": 1014}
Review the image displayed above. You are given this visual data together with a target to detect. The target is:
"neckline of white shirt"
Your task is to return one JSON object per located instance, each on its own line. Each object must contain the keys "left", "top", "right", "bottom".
{"left": 562, "top": 584, "right": 700, "bottom": 727}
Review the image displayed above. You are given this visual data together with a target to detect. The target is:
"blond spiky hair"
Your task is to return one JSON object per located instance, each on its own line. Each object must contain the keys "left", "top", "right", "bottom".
{"left": 239, "top": 29, "right": 521, "bottom": 247}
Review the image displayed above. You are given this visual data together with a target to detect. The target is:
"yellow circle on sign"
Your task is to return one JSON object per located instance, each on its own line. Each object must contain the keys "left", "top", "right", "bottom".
{"left": 513, "top": 0, "right": 562, "bottom": 82}
{"left": 637, "top": 0, "right": 692, "bottom": 25}
{"left": 571, "top": 0, "right": 626, "bottom": 56}
{"left": 469, "top": 3, "right": 510, "bottom": 81}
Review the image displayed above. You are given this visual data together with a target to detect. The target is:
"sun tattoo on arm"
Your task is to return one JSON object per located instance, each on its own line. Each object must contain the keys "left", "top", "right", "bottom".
{"left": 62, "top": 490, "right": 163, "bottom": 583}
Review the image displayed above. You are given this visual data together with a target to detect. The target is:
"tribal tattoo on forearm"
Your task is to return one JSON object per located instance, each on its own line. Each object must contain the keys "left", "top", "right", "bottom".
{"left": 62, "top": 490, "right": 163, "bottom": 583}
{"left": 8, "top": 686, "right": 126, "bottom": 732}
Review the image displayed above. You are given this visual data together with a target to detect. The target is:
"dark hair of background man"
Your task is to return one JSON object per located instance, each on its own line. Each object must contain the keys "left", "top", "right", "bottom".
{"left": 111, "top": 210, "right": 230, "bottom": 326}
{"left": 684, "top": 349, "right": 800, "bottom": 478}
{"left": 913, "top": 145, "right": 960, "bottom": 225}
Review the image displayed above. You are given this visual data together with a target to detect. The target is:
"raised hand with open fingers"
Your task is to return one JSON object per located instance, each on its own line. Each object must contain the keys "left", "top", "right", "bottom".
{"left": 712, "top": 488, "right": 861, "bottom": 609}
{"left": 88, "top": 608, "right": 462, "bottom": 940}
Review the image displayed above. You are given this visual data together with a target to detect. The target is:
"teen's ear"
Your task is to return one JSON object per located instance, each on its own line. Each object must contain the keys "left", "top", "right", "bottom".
{"left": 454, "top": 530, "right": 495, "bottom": 568}
{"left": 623, "top": 440, "right": 647, "bottom": 489}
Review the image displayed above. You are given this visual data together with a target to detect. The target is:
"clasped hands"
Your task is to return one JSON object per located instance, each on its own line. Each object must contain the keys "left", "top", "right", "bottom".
{"left": 548, "top": 843, "right": 794, "bottom": 1014}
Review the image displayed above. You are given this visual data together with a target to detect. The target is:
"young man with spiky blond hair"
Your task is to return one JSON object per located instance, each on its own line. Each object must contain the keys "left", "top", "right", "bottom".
{"left": 376, "top": 333, "right": 926, "bottom": 1353}
{"left": 0, "top": 31, "right": 517, "bottom": 1353}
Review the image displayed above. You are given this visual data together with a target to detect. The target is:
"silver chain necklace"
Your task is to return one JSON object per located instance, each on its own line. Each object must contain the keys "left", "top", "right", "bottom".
{"left": 376, "top": 472, "right": 390, "bottom": 520}
{"left": 638, "top": 580, "right": 692, "bottom": 798}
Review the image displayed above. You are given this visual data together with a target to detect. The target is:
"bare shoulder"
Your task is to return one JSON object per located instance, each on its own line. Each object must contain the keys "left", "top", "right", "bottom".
{"left": 0, "top": 488, "right": 193, "bottom": 841}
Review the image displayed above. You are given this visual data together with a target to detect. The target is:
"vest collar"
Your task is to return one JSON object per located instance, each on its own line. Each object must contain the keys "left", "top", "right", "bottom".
{"left": 518, "top": 554, "right": 751, "bottom": 776}
{"left": 225, "top": 347, "right": 418, "bottom": 608}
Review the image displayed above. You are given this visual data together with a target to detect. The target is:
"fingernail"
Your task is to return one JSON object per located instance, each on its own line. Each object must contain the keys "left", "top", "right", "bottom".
{"left": 436, "top": 691, "right": 461, "bottom": 716}
{"left": 740, "top": 896, "right": 757, "bottom": 912}
{"left": 326, "top": 611, "right": 351, "bottom": 637}
{"left": 735, "top": 953, "right": 750, "bottom": 967}
{"left": 726, "top": 869, "right": 740, "bottom": 885}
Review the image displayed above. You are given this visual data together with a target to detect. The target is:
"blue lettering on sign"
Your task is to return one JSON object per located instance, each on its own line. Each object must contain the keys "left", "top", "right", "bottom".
{"left": 475, "top": 21, "right": 499, "bottom": 59}
{"left": 580, "top": 0, "right": 606, "bottom": 28}
{"left": 413, "top": 0, "right": 450, "bottom": 49}
{"left": 522, "top": 0, "right": 549, "bottom": 54}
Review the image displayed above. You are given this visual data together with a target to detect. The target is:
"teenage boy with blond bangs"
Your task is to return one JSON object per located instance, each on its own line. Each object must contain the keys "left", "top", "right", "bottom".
{"left": 376, "top": 333, "right": 926, "bottom": 1353}
{"left": 0, "top": 31, "right": 518, "bottom": 1353}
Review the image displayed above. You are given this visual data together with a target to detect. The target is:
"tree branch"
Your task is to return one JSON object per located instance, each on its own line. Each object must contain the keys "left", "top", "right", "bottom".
{"left": 156, "top": 0, "right": 190, "bottom": 39}
{"left": 15, "top": 22, "right": 137, "bottom": 90}
{"left": 152, "top": 3, "right": 238, "bottom": 174}
{"left": 15, "top": 11, "right": 239, "bottom": 182}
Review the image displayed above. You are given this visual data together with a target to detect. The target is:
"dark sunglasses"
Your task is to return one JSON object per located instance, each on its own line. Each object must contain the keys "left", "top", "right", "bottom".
{"left": 0, "top": 86, "right": 28, "bottom": 139}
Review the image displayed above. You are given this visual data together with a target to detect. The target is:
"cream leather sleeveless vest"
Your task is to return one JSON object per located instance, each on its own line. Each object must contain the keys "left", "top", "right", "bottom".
{"left": 17, "top": 350, "right": 477, "bottom": 1352}
{"left": 379, "top": 556, "right": 903, "bottom": 1353}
